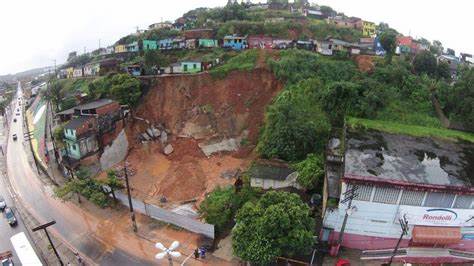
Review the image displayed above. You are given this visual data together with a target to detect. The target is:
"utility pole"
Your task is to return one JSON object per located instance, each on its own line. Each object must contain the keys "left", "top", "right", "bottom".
{"left": 337, "top": 185, "right": 358, "bottom": 244}
{"left": 32, "top": 221, "right": 64, "bottom": 266}
{"left": 124, "top": 160, "right": 137, "bottom": 232}
{"left": 386, "top": 214, "right": 409, "bottom": 266}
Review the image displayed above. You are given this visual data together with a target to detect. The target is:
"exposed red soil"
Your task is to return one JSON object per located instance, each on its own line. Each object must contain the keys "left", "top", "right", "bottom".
{"left": 354, "top": 55, "right": 375, "bottom": 73}
{"left": 123, "top": 66, "right": 283, "bottom": 206}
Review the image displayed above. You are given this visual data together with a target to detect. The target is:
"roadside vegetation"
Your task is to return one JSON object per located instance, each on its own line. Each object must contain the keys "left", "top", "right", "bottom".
{"left": 210, "top": 49, "right": 259, "bottom": 79}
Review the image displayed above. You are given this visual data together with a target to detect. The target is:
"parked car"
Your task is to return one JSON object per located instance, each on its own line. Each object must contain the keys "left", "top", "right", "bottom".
{"left": 13, "top": 118, "right": 16, "bottom": 123}
{"left": 4, "top": 208, "right": 17, "bottom": 226}
{"left": 12, "top": 134, "right": 17, "bottom": 141}
{"left": 15, "top": 113, "right": 19, "bottom": 116}
{"left": 0, "top": 197, "right": 6, "bottom": 212}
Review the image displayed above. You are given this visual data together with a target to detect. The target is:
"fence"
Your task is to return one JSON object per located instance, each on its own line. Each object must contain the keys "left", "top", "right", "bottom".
{"left": 114, "top": 191, "right": 215, "bottom": 239}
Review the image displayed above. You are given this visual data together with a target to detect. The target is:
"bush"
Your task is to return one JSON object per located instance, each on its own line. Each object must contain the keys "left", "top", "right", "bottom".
{"left": 210, "top": 49, "right": 259, "bottom": 79}
{"left": 232, "top": 191, "right": 315, "bottom": 265}
{"left": 258, "top": 79, "right": 331, "bottom": 161}
{"left": 293, "top": 153, "right": 324, "bottom": 190}
{"left": 199, "top": 186, "right": 260, "bottom": 234}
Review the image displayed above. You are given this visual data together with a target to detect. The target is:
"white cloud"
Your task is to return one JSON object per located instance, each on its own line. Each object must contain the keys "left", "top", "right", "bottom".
{"left": 1, "top": 0, "right": 472, "bottom": 75}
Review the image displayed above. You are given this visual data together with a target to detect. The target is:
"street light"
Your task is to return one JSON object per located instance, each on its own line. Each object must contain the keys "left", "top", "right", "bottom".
{"left": 155, "top": 241, "right": 181, "bottom": 266}
{"left": 32, "top": 221, "right": 64, "bottom": 266}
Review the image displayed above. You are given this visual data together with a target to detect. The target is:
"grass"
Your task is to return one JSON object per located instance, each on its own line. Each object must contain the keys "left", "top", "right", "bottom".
{"left": 348, "top": 117, "right": 474, "bottom": 143}
{"left": 210, "top": 49, "right": 259, "bottom": 79}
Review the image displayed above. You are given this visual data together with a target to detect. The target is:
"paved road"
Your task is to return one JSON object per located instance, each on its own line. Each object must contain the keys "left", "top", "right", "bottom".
{"left": 0, "top": 105, "right": 38, "bottom": 265}
{"left": 6, "top": 84, "right": 154, "bottom": 265}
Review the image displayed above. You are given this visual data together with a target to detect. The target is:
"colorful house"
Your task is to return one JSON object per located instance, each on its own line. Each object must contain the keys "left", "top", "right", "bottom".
{"left": 316, "top": 40, "right": 333, "bottom": 56}
{"left": 198, "top": 39, "right": 218, "bottom": 48}
{"left": 223, "top": 35, "right": 248, "bottom": 50}
{"left": 181, "top": 61, "right": 202, "bottom": 74}
{"left": 186, "top": 39, "right": 197, "bottom": 49}
{"left": 158, "top": 39, "right": 173, "bottom": 50}
{"left": 84, "top": 62, "right": 100, "bottom": 76}
{"left": 362, "top": 21, "right": 376, "bottom": 37}
{"left": 248, "top": 35, "right": 273, "bottom": 49}
{"left": 114, "top": 44, "right": 126, "bottom": 53}
{"left": 125, "top": 64, "right": 142, "bottom": 76}
{"left": 66, "top": 67, "right": 74, "bottom": 79}
{"left": 126, "top": 41, "right": 139, "bottom": 52}
{"left": 64, "top": 116, "right": 99, "bottom": 161}
{"left": 171, "top": 38, "right": 186, "bottom": 50}
{"left": 397, "top": 36, "right": 413, "bottom": 54}
{"left": 327, "top": 16, "right": 363, "bottom": 30}
{"left": 272, "top": 39, "right": 293, "bottom": 49}
{"left": 142, "top": 40, "right": 158, "bottom": 50}
{"left": 73, "top": 67, "right": 83, "bottom": 78}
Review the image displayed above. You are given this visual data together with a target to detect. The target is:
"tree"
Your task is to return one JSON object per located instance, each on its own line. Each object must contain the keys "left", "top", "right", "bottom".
{"left": 320, "top": 81, "right": 360, "bottom": 126}
{"left": 413, "top": 50, "right": 438, "bottom": 77}
{"left": 109, "top": 74, "right": 142, "bottom": 106}
{"left": 446, "top": 48, "right": 455, "bottom": 56}
{"left": 144, "top": 50, "right": 168, "bottom": 75}
{"left": 199, "top": 186, "right": 260, "bottom": 234}
{"left": 320, "top": 5, "right": 336, "bottom": 17}
{"left": 293, "top": 153, "right": 324, "bottom": 190}
{"left": 103, "top": 171, "right": 124, "bottom": 202}
{"left": 379, "top": 31, "right": 397, "bottom": 64}
{"left": 430, "top": 40, "right": 443, "bottom": 55}
{"left": 436, "top": 61, "right": 451, "bottom": 80}
{"left": 438, "top": 68, "right": 474, "bottom": 131}
{"left": 257, "top": 80, "right": 331, "bottom": 161}
{"left": 232, "top": 191, "right": 314, "bottom": 265}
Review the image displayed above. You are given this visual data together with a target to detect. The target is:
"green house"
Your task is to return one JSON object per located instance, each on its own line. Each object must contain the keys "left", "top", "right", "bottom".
{"left": 143, "top": 40, "right": 158, "bottom": 50}
{"left": 63, "top": 117, "right": 99, "bottom": 161}
{"left": 198, "top": 39, "right": 218, "bottom": 48}
{"left": 181, "top": 61, "right": 202, "bottom": 73}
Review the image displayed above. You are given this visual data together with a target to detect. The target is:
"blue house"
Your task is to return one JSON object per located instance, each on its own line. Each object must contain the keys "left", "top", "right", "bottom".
{"left": 158, "top": 39, "right": 173, "bottom": 50}
{"left": 223, "top": 35, "right": 248, "bottom": 50}
{"left": 374, "top": 36, "right": 386, "bottom": 56}
{"left": 126, "top": 41, "right": 139, "bottom": 52}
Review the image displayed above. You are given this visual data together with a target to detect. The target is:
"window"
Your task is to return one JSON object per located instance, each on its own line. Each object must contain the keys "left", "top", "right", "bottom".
{"left": 347, "top": 184, "right": 372, "bottom": 201}
{"left": 373, "top": 187, "right": 400, "bottom": 204}
{"left": 193, "top": 64, "right": 197, "bottom": 69}
{"left": 72, "top": 144, "right": 77, "bottom": 151}
{"left": 424, "top": 192, "right": 455, "bottom": 208}
{"left": 453, "top": 195, "right": 474, "bottom": 209}
{"left": 400, "top": 190, "right": 425, "bottom": 206}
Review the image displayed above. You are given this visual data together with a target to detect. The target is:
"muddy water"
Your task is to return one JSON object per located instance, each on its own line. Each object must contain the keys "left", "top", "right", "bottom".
{"left": 345, "top": 130, "right": 473, "bottom": 186}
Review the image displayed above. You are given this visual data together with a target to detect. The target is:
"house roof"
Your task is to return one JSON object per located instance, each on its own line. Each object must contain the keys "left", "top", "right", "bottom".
{"left": 57, "top": 99, "right": 116, "bottom": 115}
{"left": 249, "top": 160, "right": 294, "bottom": 181}
{"left": 344, "top": 130, "right": 473, "bottom": 188}
{"left": 64, "top": 116, "right": 93, "bottom": 130}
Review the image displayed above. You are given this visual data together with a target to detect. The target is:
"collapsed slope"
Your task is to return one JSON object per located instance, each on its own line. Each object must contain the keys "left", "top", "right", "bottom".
{"left": 125, "top": 68, "right": 283, "bottom": 205}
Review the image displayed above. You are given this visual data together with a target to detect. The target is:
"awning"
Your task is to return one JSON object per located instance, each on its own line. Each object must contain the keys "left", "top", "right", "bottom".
{"left": 412, "top": 226, "right": 461, "bottom": 245}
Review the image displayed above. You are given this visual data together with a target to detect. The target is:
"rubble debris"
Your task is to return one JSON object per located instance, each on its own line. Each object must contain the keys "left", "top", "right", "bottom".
{"left": 163, "top": 144, "right": 174, "bottom": 155}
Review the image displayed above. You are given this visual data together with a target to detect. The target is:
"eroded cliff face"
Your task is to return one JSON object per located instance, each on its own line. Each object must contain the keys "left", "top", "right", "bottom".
{"left": 131, "top": 68, "right": 282, "bottom": 145}
{"left": 123, "top": 69, "right": 283, "bottom": 204}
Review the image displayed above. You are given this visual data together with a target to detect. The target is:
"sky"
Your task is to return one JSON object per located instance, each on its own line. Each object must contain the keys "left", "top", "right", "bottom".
{"left": 0, "top": 0, "right": 472, "bottom": 75}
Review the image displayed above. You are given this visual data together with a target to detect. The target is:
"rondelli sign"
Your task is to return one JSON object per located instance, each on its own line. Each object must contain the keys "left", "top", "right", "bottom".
{"left": 399, "top": 206, "right": 474, "bottom": 227}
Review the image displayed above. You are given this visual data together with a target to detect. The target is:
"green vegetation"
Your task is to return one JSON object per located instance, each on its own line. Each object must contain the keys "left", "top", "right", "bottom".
{"left": 199, "top": 186, "right": 261, "bottom": 234}
{"left": 437, "top": 68, "right": 474, "bottom": 131}
{"left": 293, "top": 153, "right": 324, "bottom": 190}
{"left": 379, "top": 30, "right": 397, "bottom": 64}
{"left": 210, "top": 49, "right": 259, "bottom": 79}
{"left": 232, "top": 191, "right": 314, "bottom": 265}
{"left": 348, "top": 117, "right": 474, "bottom": 143}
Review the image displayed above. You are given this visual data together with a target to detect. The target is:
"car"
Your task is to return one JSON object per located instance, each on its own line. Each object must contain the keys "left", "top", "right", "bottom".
{"left": 13, "top": 118, "right": 16, "bottom": 123}
{"left": 15, "top": 113, "right": 19, "bottom": 116}
{"left": 16, "top": 109, "right": 19, "bottom": 112}
{"left": 4, "top": 208, "right": 17, "bottom": 226}
{"left": 12, "top": 134, "right": 17, "bottom": 141}
{"left": 0, "top": 197, "right": 6, "bottom": 212}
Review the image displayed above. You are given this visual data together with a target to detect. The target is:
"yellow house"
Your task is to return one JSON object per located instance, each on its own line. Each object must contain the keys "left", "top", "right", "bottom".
{"left": 114, "top": 44, "right": 126, "bottom": 53}
{"left": 362, "top": 21, "right": 376, "bottom": 37}
{"left": 66, "top": 67, "right": 74, "bottom": 79}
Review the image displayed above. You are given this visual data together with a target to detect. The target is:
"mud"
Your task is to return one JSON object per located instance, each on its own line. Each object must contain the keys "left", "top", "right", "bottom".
{"left": 120, "top": 66, "right": 282, "bottom": 207}
{"left": 345, "top": 130, "right": 474, "bottom": 186}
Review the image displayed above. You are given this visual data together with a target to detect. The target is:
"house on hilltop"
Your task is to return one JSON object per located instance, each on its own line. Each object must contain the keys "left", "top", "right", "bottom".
{"left": 223, "top": 35, "right": 248, "bottom": 50}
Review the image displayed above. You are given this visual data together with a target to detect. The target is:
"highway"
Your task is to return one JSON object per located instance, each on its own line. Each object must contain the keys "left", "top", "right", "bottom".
{"left": 5, "top": 84, "right": 155, "bottom": 265}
